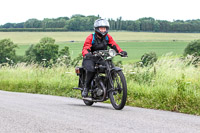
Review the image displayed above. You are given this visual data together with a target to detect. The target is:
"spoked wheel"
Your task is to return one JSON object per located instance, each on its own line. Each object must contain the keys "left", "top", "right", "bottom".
{"left": 109, "top": 71, "right": 127, "bottom": 110}
{"left": 81, "top": 90, "right": 94, "bottom": 106}
{"left": 83, "top": 99, "right": 94, "bottom": 106}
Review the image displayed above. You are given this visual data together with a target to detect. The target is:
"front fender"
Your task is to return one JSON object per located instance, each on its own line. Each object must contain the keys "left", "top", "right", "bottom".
{"left": 111, "top": 67, "right": 122, "bottom": 72}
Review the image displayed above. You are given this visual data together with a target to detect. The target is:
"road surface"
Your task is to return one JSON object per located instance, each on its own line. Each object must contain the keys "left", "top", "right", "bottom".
{"left": 0, "top": 90, "right": 200, "bottom": 133}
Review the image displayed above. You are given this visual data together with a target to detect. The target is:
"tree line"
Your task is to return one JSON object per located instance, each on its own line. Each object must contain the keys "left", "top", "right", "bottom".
{"left": 1, "top": 14, "right": 200, "bottom": 32}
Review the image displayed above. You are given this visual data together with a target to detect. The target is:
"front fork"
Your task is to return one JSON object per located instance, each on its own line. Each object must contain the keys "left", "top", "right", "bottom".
{"left": 105, "top": 61, "right": 115, "bottom": 92}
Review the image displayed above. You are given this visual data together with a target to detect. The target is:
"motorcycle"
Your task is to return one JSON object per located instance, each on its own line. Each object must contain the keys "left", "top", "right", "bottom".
{"left": 73, "top": 49, "right": 127, "bottom": 110}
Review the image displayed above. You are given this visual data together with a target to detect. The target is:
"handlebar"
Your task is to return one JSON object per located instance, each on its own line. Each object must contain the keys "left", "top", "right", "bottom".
{"left": 93, "top": 50, "right": 127, "bottom": 57}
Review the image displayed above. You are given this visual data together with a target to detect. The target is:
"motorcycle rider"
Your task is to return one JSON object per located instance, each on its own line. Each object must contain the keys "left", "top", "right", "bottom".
{"left": 81, "top": 18, "right": 127, "bottom": 97}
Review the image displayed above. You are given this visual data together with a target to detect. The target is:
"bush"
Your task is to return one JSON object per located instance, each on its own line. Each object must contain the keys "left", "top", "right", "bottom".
{"left": 184, "top": 40, "right": 200, "bottom": 66}
{"left": 57, "top": 46, "right": 71, "bottom": 67}
{"left": 25, "top": 37, "right": 72, "bottom": 67}
{"left": 15, "top": 55, "right": 26, "bottom": 63}
{"left": 0, "top": 39, "right": 17, "bottom": 64}
{"left": 25, "top": 44, "right": 36, "bottom": 63}
{"left": 184, "top": 39, "right": 200, "bottom": 56}
{"left": 25, "top": 37, "right": 59, "bottom": 67}
{"left": 141, "top": 52, "right": 157, "bottom": 66}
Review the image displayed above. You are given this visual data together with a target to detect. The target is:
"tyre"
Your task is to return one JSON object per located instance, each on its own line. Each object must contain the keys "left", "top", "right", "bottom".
{"left": 83, "top": 99, "right": 94, "bottom": 106}
{"left": 81, "top": 90, "right": 94, "bottom": 106}
{"left": 109, "top": 71, "right": 127, "bottom": 110}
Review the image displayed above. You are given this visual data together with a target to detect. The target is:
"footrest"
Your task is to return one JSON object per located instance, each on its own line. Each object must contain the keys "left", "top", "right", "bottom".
{"left": 73, "top": 87, "right": 83, "bottom": 91}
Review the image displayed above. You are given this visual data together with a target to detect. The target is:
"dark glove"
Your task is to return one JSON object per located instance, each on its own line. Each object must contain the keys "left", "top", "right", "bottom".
{"left": 85, "top": 52, "right": 93, "bottom": 58}
{"left": 120, "top": 51, "right": 127, "bottom": 57}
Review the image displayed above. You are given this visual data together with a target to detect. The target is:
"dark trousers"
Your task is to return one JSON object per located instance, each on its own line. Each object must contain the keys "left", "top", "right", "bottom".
{"left": 82, "top": 57, "right": 105, "bottom": 88}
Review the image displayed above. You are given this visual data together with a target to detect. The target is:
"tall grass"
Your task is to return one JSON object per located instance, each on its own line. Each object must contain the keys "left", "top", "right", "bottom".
{"left": 125, "top": 54, "right": 200, "bottom": 115}
{"left": 0, "top": 55, "right": 200, "bottom": 115}
{"left": 0, "top": 63, "right": 81, "bottom": 98}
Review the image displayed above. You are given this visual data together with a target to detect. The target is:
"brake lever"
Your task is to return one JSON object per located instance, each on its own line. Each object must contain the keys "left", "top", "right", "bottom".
{"left": 119, "top": 53, "right": 128, "bottom": 58}
{"left": 118, "top": 53, "right": 128, "bottom": 58}
{"left": 122, "top": 56, "right": 128, "bottom": 58}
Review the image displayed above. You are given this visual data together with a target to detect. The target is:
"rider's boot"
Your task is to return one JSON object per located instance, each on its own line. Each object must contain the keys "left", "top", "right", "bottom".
{"left": 82, "top": 88, "right": 89, "bottom": 97}
{"left": 82, "top": 71, "right": 95, "bottom": 97}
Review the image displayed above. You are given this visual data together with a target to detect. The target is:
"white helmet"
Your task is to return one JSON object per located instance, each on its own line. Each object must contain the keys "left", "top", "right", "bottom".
{"left": 94, "top": 19, "right": 110, "bottom": 37}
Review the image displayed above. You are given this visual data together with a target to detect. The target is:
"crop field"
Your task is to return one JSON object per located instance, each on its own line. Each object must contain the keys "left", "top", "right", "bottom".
{"left": 1, "top": 32, "right": 199, "bottom": 62}
{"left": 1, "top": 32, "right": 200, "bottom": 44}
{"left": 14, "top": 41, "right": 188, "bottom": 63}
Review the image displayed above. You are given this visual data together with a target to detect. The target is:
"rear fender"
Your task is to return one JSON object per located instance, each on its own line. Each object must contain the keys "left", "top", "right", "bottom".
{"left": 75, "top": 67, "right": 85, "bottom": 88}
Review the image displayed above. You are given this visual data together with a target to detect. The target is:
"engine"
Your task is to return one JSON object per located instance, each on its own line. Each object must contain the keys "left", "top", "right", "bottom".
{"left": 94, "top": 87, "right": 104, "bottom": 97}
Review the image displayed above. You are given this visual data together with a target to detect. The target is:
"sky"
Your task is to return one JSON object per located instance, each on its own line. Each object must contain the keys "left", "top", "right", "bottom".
{"left": 0, "top": 0, "right": 200, "bottom": 25}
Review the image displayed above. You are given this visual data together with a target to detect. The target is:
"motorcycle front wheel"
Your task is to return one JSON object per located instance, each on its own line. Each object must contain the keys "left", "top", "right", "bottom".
{"left": 109, "top": 70, "right": 127, "bottom": 110}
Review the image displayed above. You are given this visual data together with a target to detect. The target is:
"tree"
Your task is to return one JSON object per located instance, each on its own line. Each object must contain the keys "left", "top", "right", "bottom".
{"left": 2, "top": 14, "right": 200, "bottom": 32}
{"left": 67, "top": 15, "right": 98, "bottom": 31}
{"left": 116, "top": 17, "right": 122, "bottom": 30}
{"left": 125, "top": 20, "right": 134, "bottom": 31}
{"left": 153, "top": 21, "right": 160, "bottom": 31}
{"left": 24, "top": 19, "right": 42, "bottom": 28}
{"left": 1, "top": 23, "right": 15, "bottom": 28}
{"left": 139, "top": 17, "right": 155, "bottom": 31}
{"left": 108, "top": 18, "right": 116, "bottom": 30}
{"left": 157, "top": 20, "right": 171, "bottom": 32}
{"left": 0, "top": 39, "right": 17, "bottom": 64}
{"left": 54, "top": 17, "right": 69, "bottom": 21}
{"left": 134, "top": 20, "right": 141, "bottom": 31}
{"left": 184, "top": 39, "right": 200, "bottom": 56}
{"left": 71, "top": 14, "right": 85, "bottom": 19}
{"left": 25, "top": 37, "right": 59, "bottom": 67}
{"left": 42, "top": 18, "right": 66, "bottom": 28}
{"left": 14, "top": 22, "right": 24, "bottom": 28}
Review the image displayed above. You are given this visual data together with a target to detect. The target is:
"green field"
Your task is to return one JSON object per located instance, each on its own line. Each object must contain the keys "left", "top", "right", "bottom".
{"left": 1, "top": 32, "right": 200, "bottom": 44}
{"left": 15, "top": 41, "right": 188, "bottom": 62}
{"left": 1, "top": 32, "right": 197, "bottom": 62}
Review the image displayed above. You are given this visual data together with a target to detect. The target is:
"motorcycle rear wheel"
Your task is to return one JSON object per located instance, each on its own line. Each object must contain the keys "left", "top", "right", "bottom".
{"left": 83, "top": 99, "right": 94, "bottom": 106}
{"left": 109, "top": 71, "right": 127, "bottom": 110}
{"left": 80, "top": 90, "right": 94, "bottom": 106}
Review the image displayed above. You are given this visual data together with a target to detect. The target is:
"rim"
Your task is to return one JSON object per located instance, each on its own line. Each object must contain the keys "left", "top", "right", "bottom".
{"left": 111, "top": 72, "right": 124, "bottom": 106}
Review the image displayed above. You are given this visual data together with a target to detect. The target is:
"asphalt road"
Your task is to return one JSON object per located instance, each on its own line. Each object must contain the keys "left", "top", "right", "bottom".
{"left": 0, "top": 90, "right": 200, "bottom": 133}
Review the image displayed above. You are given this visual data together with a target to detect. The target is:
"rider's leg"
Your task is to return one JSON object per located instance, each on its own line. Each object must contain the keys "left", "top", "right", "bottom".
{"left": 82, "top": 71, "right": 95, "bottom": 97}
{"left": 82, "top": 58, "right": 95, "bottom": 97}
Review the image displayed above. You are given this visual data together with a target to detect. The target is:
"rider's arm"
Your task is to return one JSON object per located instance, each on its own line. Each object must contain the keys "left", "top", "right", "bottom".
{"left": 82, "top": 34, "right": 93, "bottom": 57}
{"left": 107, "top": 34, "right": 123, "bottom": 53}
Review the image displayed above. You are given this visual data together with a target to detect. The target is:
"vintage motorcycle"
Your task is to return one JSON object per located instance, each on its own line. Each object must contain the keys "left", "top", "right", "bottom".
{"left": 73, "top": 49, "right": 127, "bottom": 110}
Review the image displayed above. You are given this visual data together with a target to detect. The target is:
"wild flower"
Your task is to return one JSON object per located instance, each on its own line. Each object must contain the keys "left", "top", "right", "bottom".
{"left": 6, "top": 57, "right": 10, "bottom": 61}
